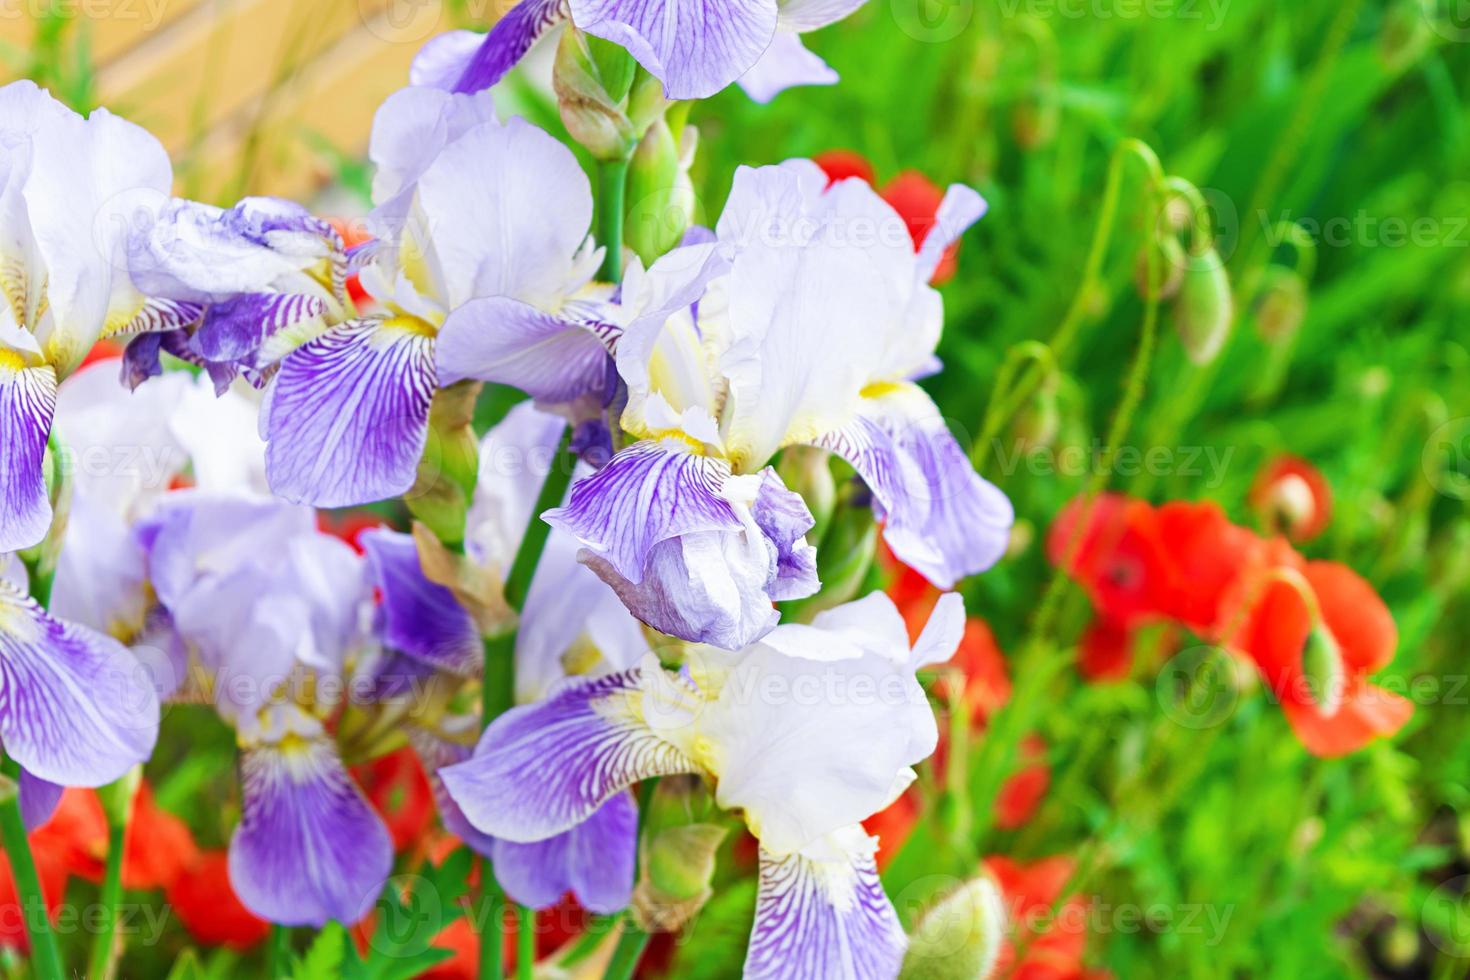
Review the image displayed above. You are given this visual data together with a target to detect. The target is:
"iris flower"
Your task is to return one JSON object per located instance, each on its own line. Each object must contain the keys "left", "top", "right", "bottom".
{"left": 0, "top": 80, "right": 198, "bottom": 552}
{"left": 413, "top": 0, "right": 869, "bottom": 102}
{"left": 441, "top": 590, "right": 963, "bottom": 979}
{"left": 533, "top": 161, "right": 1010, "bottom": 648}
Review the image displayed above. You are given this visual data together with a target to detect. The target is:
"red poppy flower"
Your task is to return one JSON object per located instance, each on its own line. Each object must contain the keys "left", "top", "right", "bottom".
{"left": 1077, "top": 617, "right": 1133, "bottom": 683}
{"left": 812, "top": 149, "right": 877, "bottom": 186}
{"left": 1249, "top": 455, "right": 1332, "bottom": 542}
{"left": 985, "top": 855, "right": 1094, "bottom": 980}
{"left": 0, "top": 790, "right": 102, "bottom": 949}
{"left": 318, "top": 510, "right": 392, "bottom": 553}
{"left": 1048, "top": 494, "right": 1176, "bottom": 628}
{"left": 356, "top": 747, "right": 436, "bottom": 853}
{"left": 863, "top": 791, "right": 920, "bottom": 872}
{"left": 1153, "top": 500, "right": 1265, "bottom": 634}
{"left": 995, "top": 735, "right": 1052, "bottom": 831}
{"left": 811, "top": 152, "right": 965, "bottom": 285}
{"left": 80, "top": 339, "right": 124, "bottom": 368}
{"left": 1225, "top": 560, "right": 1411, "bottom": 756}
{"left": 936, "top": 618, "right": 1013, "bottom": 727}
{"left": 122, "top": 783, "right": 200, "bottom": 891}
{"left": 166, "top": 851, "right": 271, "bottom": 950}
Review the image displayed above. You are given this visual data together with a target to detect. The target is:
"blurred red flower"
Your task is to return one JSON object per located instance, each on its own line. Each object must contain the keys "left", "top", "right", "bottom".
{"left": 985, "top": 855, "right": 1100, "bottom": 980}
{"left": 0, "top": 789, "right": 103, "bottom": 950}
{"left": 167, "top": 850, "right": 271, "bottom": 950}
{"left": 356, "top": 747, "right": 436, "bottom": 854}
{"left": 995, "top": 736, "right": 1052, "bottom": 832}
{"left": 1047, "top": 494, "right": 1177, "bottom": 628}
{"left": 328, "top": 217, "right": 373, "bottom": 306}
{"left": 122, "top": 783, "right": 201, "bottom": 891}
{"left": 1248, "top": 455, "right": 1332, "bottom": 543}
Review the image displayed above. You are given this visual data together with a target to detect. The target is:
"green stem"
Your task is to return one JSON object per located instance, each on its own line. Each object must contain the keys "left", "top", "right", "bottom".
{"left": 503, "top": 431, "right": 577, "bottom": 613}
{"left": 477, "top": 862, "right": 505, "bottom": 980}
{"left": 516, "top": 905, "right": 535, "bottom": 980}
{"left": 0, "top": 756, "right": 63, "bottom": 980}
{"left": 597, "top": 157, "right": 631, "bottom": 283}
{"left": 86, "top": 820, "right": 127, "bottom": 980}
{"left": 604, "top": 919, "right": 651, "bottom": 980}
{"left": 267, "top": 924, "right": 290, "bottom": 977}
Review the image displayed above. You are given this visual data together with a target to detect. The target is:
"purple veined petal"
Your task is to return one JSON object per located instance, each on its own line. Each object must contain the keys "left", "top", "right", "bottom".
{"left": 817, "top": 384, "right": 1013, "bottom": 589}
{"left": 406, "top": 727, "right": 498, "bottom": 857}
{"left": 229, "top": 735, "right": 393, "bottom": 927}
{"left": 491, "top": 791, "right": 637, "bottom": 913}
{"left": 410, "top": 30, "right": 490, "bottom": 89}
{"left": 0, "top": 361, "right": 55, "bottom": 552}
{"left": 543, "top": 441, "right": 742, "bottom": 586}
{"left": 121, "top": 329, "right": 248, "bottom": 395}
{"left": 435, "top": 296, "right": 611, "bottom": 402}
{"left": 915, "top": 184, "right": 987, "bottom": 284}
{"left": 750, "top": 468, "right": 818, "bottom": 601}
{"left": 0, "top": 580, "right": 160, "bottom": 787}
{"left": 568, "top": 0, "right": 780, "bottom": 100}
{"left": 448, "top": 0, "right": 569, "bottom": 94}
{"left": 119, "top": 331, "right": 167, "bottom": 391}
{"left": 745, "top": 828, "right": 906, "bottom": 980}
{"left": 18, "top": 767, "right": 62, "bottom": 831}
{"left": 107, "top": 297, "right": 205, "bottom": 338}
{"left": 360, "top": 528, "right": 480, "bottom": 677}
{"left": 439, "top": 663, "right": 700, "bottom": 843}
{"left": 735, "top": 31, "right": 838, "bottom": 104}
{"left": 263, "top": 318, "right": 437, "bottom": 508}
{"left": 192, "top": 292, "right": 329, "bottom": 367}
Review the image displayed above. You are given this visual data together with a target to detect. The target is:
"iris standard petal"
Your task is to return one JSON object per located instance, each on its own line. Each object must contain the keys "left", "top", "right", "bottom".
{"left": 435, "top": 296, "right": 612, "bottom": 401}
{"left": 735, "top": 31, "right": 838, "bottom": 104}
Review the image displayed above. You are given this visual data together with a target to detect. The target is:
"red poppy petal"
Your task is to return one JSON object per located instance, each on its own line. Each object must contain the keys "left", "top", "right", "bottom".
{"left": 812, "top": 150, "right": 876, "bottom": 187}
{"left": 1303, "top": 562, "right": 1398, "bottom": 674}
{"left": 1282, "top": 682, "right": 1413, "bottom": 757}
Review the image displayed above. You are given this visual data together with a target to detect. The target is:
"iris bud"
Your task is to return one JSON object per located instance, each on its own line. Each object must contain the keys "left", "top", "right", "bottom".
{"left": 554, "top": 29, "right": 639, "bottom": 161}
{"left": 633, "top": 777, "right": 727, "bottom": 932}
{"left": 1173, "top": 247, "right": 1234, "bottom": 365}
{"left": 625, "top": 117, "right": 699, "bottom": 265}
{"left": 899, "top": 875, "right": 1007, "bottom": 980}
{"left": 407, "top": 381, "right": 481, "bottom": 550}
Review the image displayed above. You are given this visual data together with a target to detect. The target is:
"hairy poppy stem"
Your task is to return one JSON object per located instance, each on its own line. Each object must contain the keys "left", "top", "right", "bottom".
{"left": 0, "top": 756, "right": 63, "bottom": 980}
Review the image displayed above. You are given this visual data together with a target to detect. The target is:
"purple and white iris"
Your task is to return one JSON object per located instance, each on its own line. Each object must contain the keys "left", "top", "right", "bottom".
{"left": 538, "top": 160, "right": 1010, "bottom": 649}
{"left": 442, "top": 590, "right": 964, "bottom": 979}
{"left": 0, "top": 80, "right": 195, "bottom": 553}
{"left": 360, "top": 402, "right": 649, "bottom": 912}
{"left": 416, "top": 0, "right": 869, "bottom": 102}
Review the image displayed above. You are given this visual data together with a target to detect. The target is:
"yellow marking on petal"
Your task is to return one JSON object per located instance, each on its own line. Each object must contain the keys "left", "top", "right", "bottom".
{"left": 102, "top": 299, "right": 147, "bottom": 339}
{"left": 0, "top": 349, "right": 26, "bottom": 372}
{"left": 860, "top": 381, "right": 904, "bottom": 400}
{"left": 383, "top": 313, "right": 438, "bottom": 340}
{"left": 398, "top": 230, "right": 435, "bottom": 303}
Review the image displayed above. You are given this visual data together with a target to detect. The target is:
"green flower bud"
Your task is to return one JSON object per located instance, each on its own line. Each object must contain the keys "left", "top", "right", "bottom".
{"left": 1301, "top": 625, "right": 1344, "bottom": 718}
{"left": 1252, "top": 264, "right": 1308, "bottom": 344}
{"left": 554, "top": 29, "right": 639, "bottom": 161}
{"left": 899, "top": 876, "right": 1007, "bottom": 980}
{"left": 407, "top": 382, "right": 481, "bottom": 550}
{"left": 1135, "top": 234, "right": 1186, "bottom": 301}
{"left": 1012, "top": 375, "right": 1060, "bottom": 454}
{"left": 625, "top": 117, "right": 699, "bottom": 265}
{"left": 810, "top": 495, "right": 880, "bottom": 613}
{"left": 1173, "top": 247, "right": 1234, "bottom": 365}
{"left": 633, "top": 777, "right": 727, "bottom": 933}
{"left": 776, "top": 446, "right": 837, "bottom": 543}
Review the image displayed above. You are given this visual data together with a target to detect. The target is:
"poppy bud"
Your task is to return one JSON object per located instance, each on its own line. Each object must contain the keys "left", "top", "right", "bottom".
{"left": 554, "top": 29, "right": 638, "bottom": 161}
{"left": 1135, "top": 234, "right": 1186, "bottom": 301}
{"left": 1252, "top": 264, "right": 1308, "bottom": 344}
{"left": 1173, "top": 247, "right": 1234, "bottom": 365}
{"left": 777, "top": 446, "right": 837, "bottom": 542}
{"left": 408, "top": 381, "right": 481, "bottom": 549}
{"left": 625, "top": 117, "right": 699, "bottom": 265}
{"left": 1012, "top": 376, "right": 1060, "bottom": 454}
{"left": 899, "top": 875, "right": 1007, "bottom": 980}
{"left": 1012, "top": 96, "right": 1057, "bottom": 150}
{"left": 633, "top": 777, "right": 727, "bottom": 933}
{"left": 1301, "top": 626, "right": 1345, "bottom": 718}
